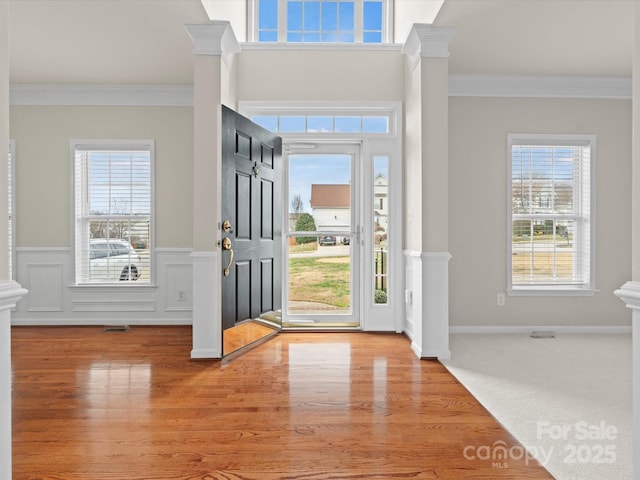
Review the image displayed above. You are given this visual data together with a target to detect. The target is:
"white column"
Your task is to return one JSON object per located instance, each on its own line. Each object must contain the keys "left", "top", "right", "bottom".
{"left": 1, "top": 4, "right": 28, "bottom": 478}
{"left": 614, "top": 3, "right": 640, "bottom": 477}
{"left": 186, "top": 21, "right": 239, "bottom": 359}
{"left": 402, "top": 24, "right": 455, "bottom": 360}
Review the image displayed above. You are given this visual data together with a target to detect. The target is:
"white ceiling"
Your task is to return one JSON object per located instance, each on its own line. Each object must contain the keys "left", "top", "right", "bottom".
{"left": 6, "top": 0, "right": 634, "bottom": 85}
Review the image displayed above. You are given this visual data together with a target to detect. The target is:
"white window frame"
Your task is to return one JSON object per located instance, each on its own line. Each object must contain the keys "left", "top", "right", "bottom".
{"left": 8, "top": 140, "right": 15, "bottom": 280}
{"left": 247, "top": 0, "right": 393, "bottom": 44}
{"left": 71, "top": 139, "right": 155, "bottom": 286}
{"left": 239, "top": 101, "right": 402, "bottom": 331}
{"left": 507, "top": 134, "right": 596, "bottom": 296}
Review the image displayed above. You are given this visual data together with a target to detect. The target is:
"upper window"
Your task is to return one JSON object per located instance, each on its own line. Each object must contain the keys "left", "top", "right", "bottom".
{"left": 508, "top": 134, "right": 595, "bottom": 294}
{"left": 73, "top": 141, "right": 153, "bottom": 285}
{"left": 252, "top": 0, "right": 389, "bottom": 44}
{"left": 252, "top": 113, "right": 389, "bottom": 134}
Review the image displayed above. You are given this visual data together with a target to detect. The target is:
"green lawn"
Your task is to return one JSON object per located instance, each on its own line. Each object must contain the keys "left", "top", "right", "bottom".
{"left": 289, "top": 256, "right": 350, "bottom": 307}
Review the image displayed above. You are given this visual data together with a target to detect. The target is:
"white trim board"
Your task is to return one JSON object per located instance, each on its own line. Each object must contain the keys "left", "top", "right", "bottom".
{"left": 450, "top": 325, "right": 631, "bottom": 334}
{"left": 8, "top": 75, "right": 633, "bottom": 106}
{"left": 11, "top": 317, "right": 192, "bottom": 327}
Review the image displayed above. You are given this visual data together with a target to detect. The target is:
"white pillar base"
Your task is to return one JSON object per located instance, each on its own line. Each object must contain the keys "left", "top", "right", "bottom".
{"left": 0, "top": 280, "right": 28, "bottom": 480}
{"left": 405, "top": 251, "right": 451, "bottom": 360}
{"left": 190, "top": 252, "right": 221, "bottom": 359}
{"left": 614, "top": 281, "right": 640, "bottom": 478}
{"left": 421, "top": 252, "right": 451, "bottom": 359}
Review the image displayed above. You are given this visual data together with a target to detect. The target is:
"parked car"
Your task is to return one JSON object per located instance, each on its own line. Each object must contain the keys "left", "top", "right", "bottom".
{"left": 341, "top": 236, "right": 350, "bottom": 245}
{"left": 318, "top": 235, "right": 337, "bottom": 246}
{"left": 89, "top": 239, "right": 141, "bottom": 281}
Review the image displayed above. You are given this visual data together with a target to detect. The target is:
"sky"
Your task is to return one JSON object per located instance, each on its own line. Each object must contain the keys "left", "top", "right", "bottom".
{"left": 289, "top": 154, "right": 351, "bottom": 213}
{"left": 289, "top": 153, "right": 389, "bottom": 214}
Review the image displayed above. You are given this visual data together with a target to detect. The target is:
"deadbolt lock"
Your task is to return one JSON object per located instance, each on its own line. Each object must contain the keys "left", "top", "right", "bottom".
{"left": 222, "top": 220, "right": 233, "bottom": 233}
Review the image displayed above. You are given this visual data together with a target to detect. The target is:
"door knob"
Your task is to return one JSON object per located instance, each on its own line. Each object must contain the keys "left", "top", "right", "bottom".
{"left": 222, "top": 237, "right": 234, "bottom": 276}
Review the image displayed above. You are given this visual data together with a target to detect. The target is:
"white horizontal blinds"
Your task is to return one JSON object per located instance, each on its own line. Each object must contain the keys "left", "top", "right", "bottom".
{"left": 7, "top": 142, "right": 12, "bottom": 279}
{"left": 511, "top": 140, "right": 591, "bottom": 287}
{"left": 75, "top": 144, "right": 151, "bottom": 284}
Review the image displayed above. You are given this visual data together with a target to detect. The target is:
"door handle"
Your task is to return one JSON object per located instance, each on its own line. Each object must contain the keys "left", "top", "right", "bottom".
{"left": 222, "top": 237, "right": 234, "bottom": 276}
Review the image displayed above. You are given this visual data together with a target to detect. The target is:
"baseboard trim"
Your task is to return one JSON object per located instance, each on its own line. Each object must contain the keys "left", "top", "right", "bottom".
{"left": 11, "top": 318, "right": 192, "bottom": 327}
{"left": 190, "top": 348, "right": 221, "bottom": 359}
{"left": 410, "top": 341, "right": 421, "bottom": 358}
{"left": 450, "top": 325, "right": 631, "bottom": 334}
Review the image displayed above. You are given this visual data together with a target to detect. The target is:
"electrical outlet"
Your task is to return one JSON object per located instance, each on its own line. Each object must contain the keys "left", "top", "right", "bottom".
{"left": 177, "top": 290, "right": 186, "bottom": 302}
{"left": 497, "top": 293, "right": 505, "bottom": 306}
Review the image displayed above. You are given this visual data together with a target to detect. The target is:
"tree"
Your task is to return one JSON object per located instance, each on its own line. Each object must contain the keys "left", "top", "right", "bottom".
{"left": 291, "top": 193, "right": 304, "bottom": 214}
{"left": 295, "top": 213, "right": 316, "bottom": 245}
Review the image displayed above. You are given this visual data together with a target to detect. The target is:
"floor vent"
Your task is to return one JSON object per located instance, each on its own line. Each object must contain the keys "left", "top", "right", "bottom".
{"left": 530, "top": 330, "right": 556, "bottom": 339}
{"left": 104, "top": 325, "right": 130, "bottom": 332}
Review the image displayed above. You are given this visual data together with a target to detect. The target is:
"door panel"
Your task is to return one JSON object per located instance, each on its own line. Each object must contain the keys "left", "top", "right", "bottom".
{"left": 261, "top": 259, "right": 274, "bottom": 312}
{"left": 236, "top": 260, "right": 252, "bottom": 321}
{"left": 236, "top": 174, "right": 252, "bottom": 240}
{"left": 221, "top": 105, "right": 282, "bottom": 339}
{"left": 261, "top": 180, "right": 273, "bottom": 239}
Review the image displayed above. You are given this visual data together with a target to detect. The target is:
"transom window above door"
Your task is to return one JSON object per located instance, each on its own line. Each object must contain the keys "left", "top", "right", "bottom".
{"left": 250, "top": 0, "right": 391, "bottom": 44}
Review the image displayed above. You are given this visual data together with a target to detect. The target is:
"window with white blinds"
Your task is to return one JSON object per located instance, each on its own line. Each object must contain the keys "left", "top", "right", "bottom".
{"left": 508, "top": 134, "right": 594, "bottom": 293}
{"left": 8, "top": 140, "right": 14, "bottom": 280}
{"left": 73, "top": 141, "right": 153, "bottom": 284}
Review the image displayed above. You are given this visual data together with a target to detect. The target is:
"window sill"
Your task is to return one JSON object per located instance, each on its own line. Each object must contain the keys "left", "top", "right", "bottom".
{"left": 70, "top": 284, "right": 158, "bottom": 292}
{"left": 240, "top": 42, "right": 403, "bottom": 52}
{"left": 507, "top": 287, "right": 597, "bottom": 297}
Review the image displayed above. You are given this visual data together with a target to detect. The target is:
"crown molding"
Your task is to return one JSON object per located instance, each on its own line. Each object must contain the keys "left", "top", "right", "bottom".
{"left": 185, "top": 20, "right": 240, "bottom": 65}
{"left": 402, "top": 23, "right": 456, "bottom": 70}
{"left": 10, "top": 84, "right": 193, "bottom": 106}
{"left": 615, "top": 281, "right": 640, "bottom": 311}
{"left": 449, "top": 74, "right": 632, "bottom": 99}
{"left": 9, "top": 74, "right": 630, "bottom": 107}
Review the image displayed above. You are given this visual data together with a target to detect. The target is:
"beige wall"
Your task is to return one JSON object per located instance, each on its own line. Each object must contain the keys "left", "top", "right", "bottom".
{"left": 10, "top": 105, "right": 193, "bottom": 248}
{"left": 403, "top": 55, "right": 422, "bottom": 251}
{"left": 8, "top": 71, "right": 634, "bottom": 328}
{"left": 237, "top": 49, "right": 404, "bottom": 101}
{"left": 449, "top": 96, "right": 632, "bottom": 326}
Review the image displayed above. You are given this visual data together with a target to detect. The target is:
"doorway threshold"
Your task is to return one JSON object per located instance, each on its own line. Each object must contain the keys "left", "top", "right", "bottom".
{"left": 222, "top": 319, "right": 278, "bottom": 358}
{"left": 282, "top": 320, "right": 361, "bottom": 331}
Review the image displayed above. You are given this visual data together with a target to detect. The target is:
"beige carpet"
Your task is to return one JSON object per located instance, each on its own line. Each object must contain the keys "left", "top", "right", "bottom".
{"left": 441, "top": 334, "right": 632, "bottom": 480}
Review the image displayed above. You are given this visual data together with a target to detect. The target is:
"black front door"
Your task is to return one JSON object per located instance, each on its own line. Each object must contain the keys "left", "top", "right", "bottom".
{"left": 221, "top": 105, "right": 282, "bottom": 331}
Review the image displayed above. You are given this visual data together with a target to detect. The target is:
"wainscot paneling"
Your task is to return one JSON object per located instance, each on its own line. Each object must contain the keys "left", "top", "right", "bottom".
{"left": 403, "top": 250, "right": 422, "bottom": 346}
{"left": 25, "top": 263, "right": 63, "bottom": 312}
{"left": 12, "top": 247, "right": 193, "bottom": 325}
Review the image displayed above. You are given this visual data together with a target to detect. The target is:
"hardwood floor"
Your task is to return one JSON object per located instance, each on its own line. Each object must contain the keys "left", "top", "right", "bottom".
{"left": 11, "top": 326, "right": 553, "bottom": 479}
{"left": 223, "top": 320, "right": 278, "bottom": 356}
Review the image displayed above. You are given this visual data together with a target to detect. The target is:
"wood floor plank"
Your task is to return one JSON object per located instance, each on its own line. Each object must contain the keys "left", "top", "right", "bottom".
{"left": 11, "top": 326, "right": 553, "bottom": 479}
